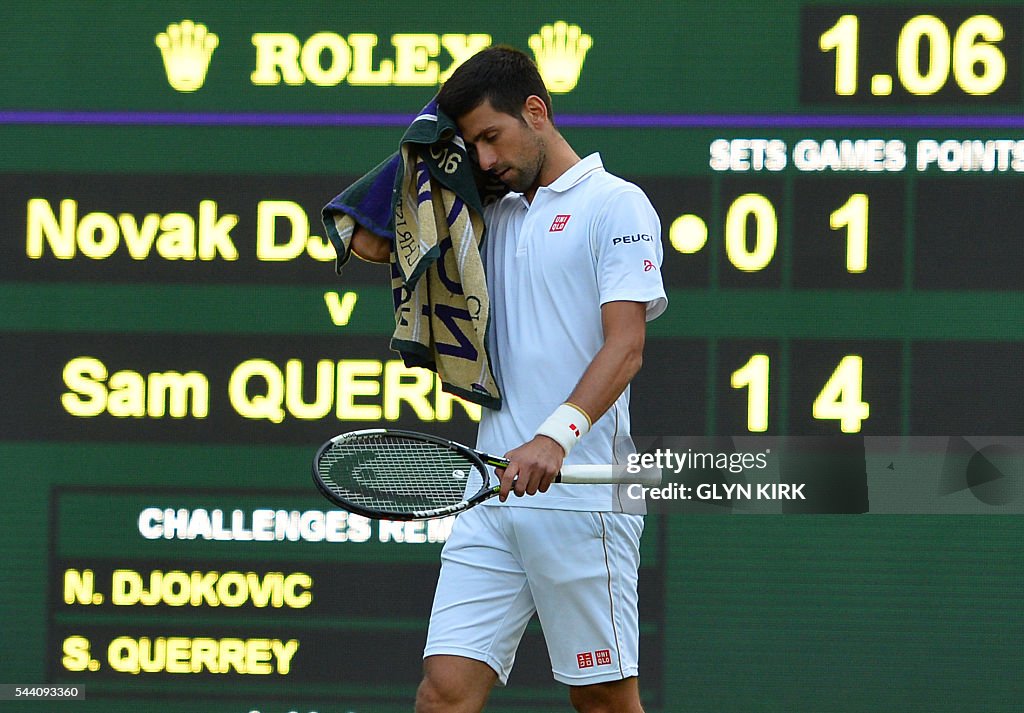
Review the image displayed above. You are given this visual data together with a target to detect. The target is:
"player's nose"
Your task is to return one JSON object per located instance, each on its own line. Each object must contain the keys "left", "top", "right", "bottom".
{"left": 476, "top": 146, "right": 497, "bottom": 171}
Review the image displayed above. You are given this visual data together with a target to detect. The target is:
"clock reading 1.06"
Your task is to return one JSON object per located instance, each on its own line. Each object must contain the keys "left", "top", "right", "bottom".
{"left": 800, "top": 7, "right": 1023, "bottom": 103}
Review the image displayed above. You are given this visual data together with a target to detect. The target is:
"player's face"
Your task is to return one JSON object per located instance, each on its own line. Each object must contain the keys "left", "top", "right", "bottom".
{"left": 459, "top": 99, "right": 546, "bottom": 195}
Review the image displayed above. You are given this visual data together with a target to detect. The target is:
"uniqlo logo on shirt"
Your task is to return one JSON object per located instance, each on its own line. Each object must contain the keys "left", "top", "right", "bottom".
{"left": 576, "top": 652, "right": 594, "bottom": 669}
{"left": 595, "top": 649, "right": 612, "bottom": 666}
{"left": 549, "top": 214, "right": 571, "bottom": 232}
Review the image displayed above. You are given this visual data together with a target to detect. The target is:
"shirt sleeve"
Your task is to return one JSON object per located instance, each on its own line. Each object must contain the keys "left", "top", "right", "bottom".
{"left": 592, "top": 185, "right": 668, "bottom": 321}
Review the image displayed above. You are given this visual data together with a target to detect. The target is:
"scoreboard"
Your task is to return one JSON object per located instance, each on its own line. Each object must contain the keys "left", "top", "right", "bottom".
{"left": 1, "top": 2, "right": 1022, "bottom": 712}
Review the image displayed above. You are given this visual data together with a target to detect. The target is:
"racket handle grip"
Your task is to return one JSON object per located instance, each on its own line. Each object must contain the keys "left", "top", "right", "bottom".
{"left": 558, "top": 464, "right": 661, "bottom": 485}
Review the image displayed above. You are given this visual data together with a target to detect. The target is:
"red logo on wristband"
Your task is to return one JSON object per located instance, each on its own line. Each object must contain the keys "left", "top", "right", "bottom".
{"left": 569, "top": 423, "right": 580, "bottom": 437}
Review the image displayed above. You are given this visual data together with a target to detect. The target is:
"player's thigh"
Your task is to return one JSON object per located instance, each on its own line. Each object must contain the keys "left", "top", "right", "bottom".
{"left": 424, "top": 505, "right": 536, "bottom": 684}
{"left": 513, "top": 509, "right": 644, "bottom": 685}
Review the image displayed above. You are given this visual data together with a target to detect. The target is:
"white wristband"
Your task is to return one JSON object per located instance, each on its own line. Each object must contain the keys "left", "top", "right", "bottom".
{"left": 535, "top": 403, "right": 592, "bottom": 457}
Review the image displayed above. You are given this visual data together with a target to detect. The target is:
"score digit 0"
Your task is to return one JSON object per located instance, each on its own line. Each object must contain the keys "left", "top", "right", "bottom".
{"left": 671, "top": 193, "right": 870, "bottom": 273}
{"left": 731, "top": 354, "right": 869, "bottom": 433}
{"left": 819, "top": 13, "right": 1007, "bottom": 97}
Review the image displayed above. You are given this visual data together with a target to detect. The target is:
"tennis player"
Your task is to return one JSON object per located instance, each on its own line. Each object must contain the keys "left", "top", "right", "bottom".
{"left": 350, "top": 46, "right": 666, "bottom": 713}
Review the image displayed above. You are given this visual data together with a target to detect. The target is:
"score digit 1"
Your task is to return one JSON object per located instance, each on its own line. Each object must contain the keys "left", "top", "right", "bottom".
{"left": 830, "top": 193, "right": 868, "bottom": 273}
{"left": 731, "top": 354, "right": 870, "bottom": 433}
{"left": 731, "top": 354, "right": 770, "bottom": 432}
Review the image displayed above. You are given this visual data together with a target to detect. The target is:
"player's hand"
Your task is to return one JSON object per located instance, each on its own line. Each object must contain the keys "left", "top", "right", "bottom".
{"left": 351, "top": 225, "right": 391, "bottom": 263}
{"left": 496, "top": 436, "right": 564, "bottom": 501}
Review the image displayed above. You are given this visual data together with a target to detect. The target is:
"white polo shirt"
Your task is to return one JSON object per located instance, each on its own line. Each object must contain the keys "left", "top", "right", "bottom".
{"left": 476, "top": 153, "right": 667, "bottom": 512}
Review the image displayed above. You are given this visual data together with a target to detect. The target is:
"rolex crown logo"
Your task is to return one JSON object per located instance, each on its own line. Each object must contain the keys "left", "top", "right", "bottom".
{"left": 528, "top": 21, "right": 592, "bottom": 94}
{"left": 155, "top": 20, "right": 219, "bottom": 92}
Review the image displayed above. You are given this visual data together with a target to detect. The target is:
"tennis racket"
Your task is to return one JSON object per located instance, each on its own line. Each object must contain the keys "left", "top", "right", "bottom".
{"left": 312, "top": 428, "right": 659, "bottom": 520}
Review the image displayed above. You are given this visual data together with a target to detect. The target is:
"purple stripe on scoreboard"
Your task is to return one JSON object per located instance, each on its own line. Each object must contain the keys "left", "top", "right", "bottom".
{"left": 0, "top": 110, "right": 409, "bottom": 127}
{"left": 2, "top": 110, "right": 1024, "bottom": 129}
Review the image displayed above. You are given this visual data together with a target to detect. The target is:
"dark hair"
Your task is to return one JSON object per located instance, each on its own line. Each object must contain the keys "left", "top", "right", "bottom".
{"left": 436, "top": 45, "right": 553, "bottom": 123}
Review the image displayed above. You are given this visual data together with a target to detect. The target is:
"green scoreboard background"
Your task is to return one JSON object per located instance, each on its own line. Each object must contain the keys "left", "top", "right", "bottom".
{"left": 1, "top": 2, "right": 1022, "bottom": 711}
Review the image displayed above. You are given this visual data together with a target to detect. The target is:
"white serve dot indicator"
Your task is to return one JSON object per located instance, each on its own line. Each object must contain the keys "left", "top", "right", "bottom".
{"left": 669, "top": 214, "right": 709, "bottom": 254}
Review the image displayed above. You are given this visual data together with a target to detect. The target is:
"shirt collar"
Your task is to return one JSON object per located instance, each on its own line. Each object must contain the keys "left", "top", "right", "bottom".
{"left": 545, "top": 152, "right": 604, "bottom": 193}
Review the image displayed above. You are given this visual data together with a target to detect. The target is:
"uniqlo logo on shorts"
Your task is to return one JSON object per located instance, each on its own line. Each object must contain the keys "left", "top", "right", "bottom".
{"left": 595, "top": 649, "right": 612, "bottom": 666}
{"left": 549, "top": 214, "right": 571, "bottom": 232}
{"left": 576, "top": 652, "right": 594, "bottom": 669}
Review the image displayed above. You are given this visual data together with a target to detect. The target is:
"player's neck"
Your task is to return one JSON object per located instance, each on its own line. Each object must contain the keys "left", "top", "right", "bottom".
{"left": 525, "top": 135, "right": 580, "bottom": 203}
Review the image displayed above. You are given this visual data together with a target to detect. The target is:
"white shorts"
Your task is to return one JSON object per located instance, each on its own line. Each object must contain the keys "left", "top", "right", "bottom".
{"left": 423, "top": 503, "right": 643, "bottom": 686}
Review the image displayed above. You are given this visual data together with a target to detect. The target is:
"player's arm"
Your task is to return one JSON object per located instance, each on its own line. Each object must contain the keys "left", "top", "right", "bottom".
{"left": 497, "top": 300, "right": 647, "bottom": 500}
{"left": 564, "top": 300, "right": 647, "bottom": 424}
{"left": 350, "top": 224, "right": 391, "bottom": 263}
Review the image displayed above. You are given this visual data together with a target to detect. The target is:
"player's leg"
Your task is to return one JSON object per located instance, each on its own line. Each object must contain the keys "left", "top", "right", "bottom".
{"left": 513, "top": 509, "right": 646, "bottom": 708}
{"left": 418, "top": 505, "right": 536, "bottom": 711}
{"left": 568, "top": 676, "right": 645, "bottom": 713}
{"left": 415, "top": 654, "right": 497, "bottom": 713}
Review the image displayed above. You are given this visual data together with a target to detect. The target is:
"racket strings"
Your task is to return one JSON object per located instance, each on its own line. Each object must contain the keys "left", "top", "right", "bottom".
{"left": 318, "top": 435, "right": 488, "bottom": 514}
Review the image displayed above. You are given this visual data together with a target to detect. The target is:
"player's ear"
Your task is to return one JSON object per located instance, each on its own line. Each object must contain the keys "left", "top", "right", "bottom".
{"left": 522, "top": 95, "right": 549, "bottom": 128}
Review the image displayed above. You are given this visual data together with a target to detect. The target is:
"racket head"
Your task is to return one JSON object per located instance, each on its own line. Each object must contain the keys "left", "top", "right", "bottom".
{"left": 312, "top": 429, "right": 498, "bottom": 520}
